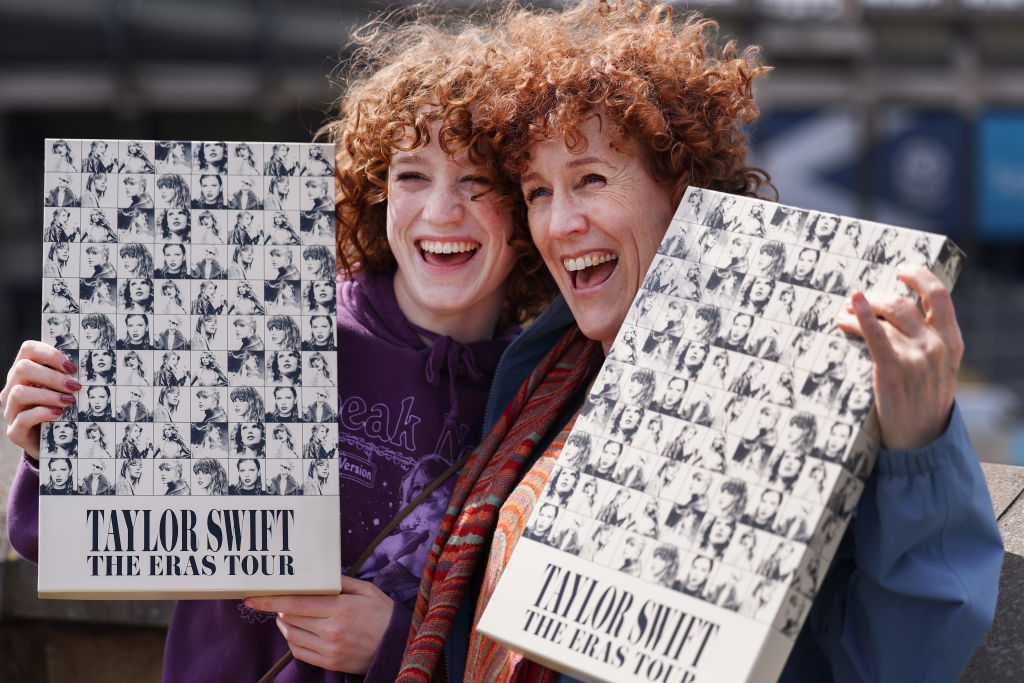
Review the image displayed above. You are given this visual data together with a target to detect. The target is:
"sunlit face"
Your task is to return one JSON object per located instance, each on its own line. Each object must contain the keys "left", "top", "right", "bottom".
{"left": 240, "top": 423, "right": 262, "bottom": 447}
{"left": 523, "top": 116, "right": 674, "bottom": 351}
{"left": 50, "top": 460, "right": 71, "bottom": 486}
{"left": 274, "top": 388, "right": 296, "bottom": 413}
{"left": 237, "top": 460, "right": 258, "bottom": 487}
{"left": 385, "top": 121, "right": 517, "bottom": 340}
{"left": 277, "top": 351, "right": 298, "bottom": 373}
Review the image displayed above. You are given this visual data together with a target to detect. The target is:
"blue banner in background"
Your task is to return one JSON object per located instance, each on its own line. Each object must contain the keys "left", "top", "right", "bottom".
{"left": 872, "top": 110, "right": 966, "bottom": 239}
{"left": 977, "top": 111, "right": 1024, "bottom": 242}
{"left": 748, "top": 109, "right": 862, "bottom": 218}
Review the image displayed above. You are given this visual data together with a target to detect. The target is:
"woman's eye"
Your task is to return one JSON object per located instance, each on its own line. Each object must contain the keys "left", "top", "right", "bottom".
{"left": 524, "top": 186, "right": 550, "bottom": 203}
{"left": 581, "top": 173, "right": 606, "bottom": 187}
{"left": 460, "top": 174, "right": 491, "bottom": 186}
{"left": 394, "top": 172, "right": 427, "bottom": 182}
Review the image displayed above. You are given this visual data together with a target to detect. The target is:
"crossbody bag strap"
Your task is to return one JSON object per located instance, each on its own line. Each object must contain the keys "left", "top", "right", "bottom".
{"left": 257, "top": 448, "right": 476, "bottom": 683}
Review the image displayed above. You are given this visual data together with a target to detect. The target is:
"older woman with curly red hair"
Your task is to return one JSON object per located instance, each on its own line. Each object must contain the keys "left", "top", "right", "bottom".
{"left": 401, "top": 2, "right": 1000, "bottom": 682}
{"left": 4, "top": 12, "right": 559, "bottom": 683}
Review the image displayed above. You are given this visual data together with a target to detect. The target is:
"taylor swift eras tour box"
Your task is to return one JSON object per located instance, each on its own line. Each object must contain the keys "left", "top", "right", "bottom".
{"left": 478, "top": 187, "right": 965, "bottom": 682}
{"left": 37, "top": 139, "right": 341, "bottom": 598}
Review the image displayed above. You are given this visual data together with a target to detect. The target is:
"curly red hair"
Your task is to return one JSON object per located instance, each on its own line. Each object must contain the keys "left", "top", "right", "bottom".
{"left": 477, "top": 0, "right": 775, "bottom": 204}
{"left": 317, "top": 10, "right": 555, "bottom": 326}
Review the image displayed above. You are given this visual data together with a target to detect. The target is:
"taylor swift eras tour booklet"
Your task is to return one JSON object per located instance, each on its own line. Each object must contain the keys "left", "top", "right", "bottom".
{"left": 478, "top": 187, "right": 965, "bottom": 683}
{"left": 37, "top": 139, "right": 341, "bottom": 598}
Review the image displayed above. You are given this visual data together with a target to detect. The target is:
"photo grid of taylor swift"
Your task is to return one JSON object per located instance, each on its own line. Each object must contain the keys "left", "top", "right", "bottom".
{"left": 523, "top": 187, "right": 965, "bottom": 640}
{"left": 39, "top": 139, "right": 340, "bottom": 500}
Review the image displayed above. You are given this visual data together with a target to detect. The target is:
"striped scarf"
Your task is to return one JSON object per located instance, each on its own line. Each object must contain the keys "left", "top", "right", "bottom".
{"left": 399, "top": 326, "right": 602, "bottom": 683}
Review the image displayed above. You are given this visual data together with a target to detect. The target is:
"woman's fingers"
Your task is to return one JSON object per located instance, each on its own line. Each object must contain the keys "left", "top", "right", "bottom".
{"left": 896, "top": 265, "right": 963, "bottom": 356}
{"left": 7, "top": 405, "right": 65, "bottom": 460}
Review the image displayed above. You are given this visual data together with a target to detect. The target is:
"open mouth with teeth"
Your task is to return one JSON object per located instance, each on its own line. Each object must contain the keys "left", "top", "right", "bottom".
{"left": 418, "top": 239, "right": 480, "bottom": 267}
{"left": 563, "top": 252, "right": 618, "bottom": 289}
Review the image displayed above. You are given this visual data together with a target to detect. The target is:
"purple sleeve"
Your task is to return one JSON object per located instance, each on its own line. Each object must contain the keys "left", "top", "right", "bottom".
{"left": 354, "top": 599, "right": 413, "bottom": 683}
{"left": 7, "top": 453, "right": 41, "bottom": 563}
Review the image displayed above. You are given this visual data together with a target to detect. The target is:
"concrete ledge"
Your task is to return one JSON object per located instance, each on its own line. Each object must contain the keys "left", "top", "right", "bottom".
{"left": 961, "top": 463, "right": 1024, "bottom": 681}
{"left": 2, "top": 462, "right": 1024, "bottom": 680}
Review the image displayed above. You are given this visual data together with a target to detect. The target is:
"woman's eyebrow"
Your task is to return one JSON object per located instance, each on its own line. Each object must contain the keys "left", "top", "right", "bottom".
{"left": 520, "top": 155, "right": 609, "bottom": 185}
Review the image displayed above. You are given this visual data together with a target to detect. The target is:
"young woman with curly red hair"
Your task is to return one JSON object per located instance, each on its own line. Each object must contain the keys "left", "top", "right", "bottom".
{"left": 4, "top": 11, "right": 558, "bottom": 683}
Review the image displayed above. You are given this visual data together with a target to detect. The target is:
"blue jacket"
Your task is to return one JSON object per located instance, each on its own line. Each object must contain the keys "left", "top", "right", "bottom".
{"left": 450, "top": 296, "right": 1002, "bottom": 683}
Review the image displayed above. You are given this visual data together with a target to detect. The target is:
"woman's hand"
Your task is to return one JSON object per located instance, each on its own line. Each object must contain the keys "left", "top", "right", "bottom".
{"left": 1, "top": 341, "right": 79, "bottom": 460}
{"left": 245, "top": 576, "right": 394, "bottom": 673}
{"left": 836, "top": 265, "right": 962, "bottom": 450}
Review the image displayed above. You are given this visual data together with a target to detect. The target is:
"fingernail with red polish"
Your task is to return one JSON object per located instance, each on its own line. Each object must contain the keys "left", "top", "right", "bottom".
{"left": 65, "top": 379, "right": 82, "bottom": 391}
{"left": 59, "top": 393, "right": 75, "bottom": 404}
{"left": 62, "top": 360, "right": 77, "bottom": 374}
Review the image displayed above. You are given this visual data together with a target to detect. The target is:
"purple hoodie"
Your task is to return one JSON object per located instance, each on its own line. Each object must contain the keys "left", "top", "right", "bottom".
{"left": 8, "top": 270, "right": 517, "bottom": 682}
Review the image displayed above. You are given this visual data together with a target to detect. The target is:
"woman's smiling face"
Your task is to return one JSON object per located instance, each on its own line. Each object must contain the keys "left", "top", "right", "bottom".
{"left": 521, "top": 113, "right": 675, "bottom": 352}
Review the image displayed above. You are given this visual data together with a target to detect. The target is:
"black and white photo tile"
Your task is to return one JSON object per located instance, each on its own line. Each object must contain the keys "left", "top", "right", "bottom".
{"left": 40, "top": 139, "right": 337, "bottom": 498}
{"left": 534, "top": 187, "right": 965, "bottom": 636}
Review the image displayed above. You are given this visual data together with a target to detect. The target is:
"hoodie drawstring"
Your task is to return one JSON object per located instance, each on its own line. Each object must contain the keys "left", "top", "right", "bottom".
{"left": 424, "top": 335, "right": 484, "bottom": 429}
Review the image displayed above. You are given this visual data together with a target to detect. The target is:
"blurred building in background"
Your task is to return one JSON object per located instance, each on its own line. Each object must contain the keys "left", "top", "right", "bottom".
{"left": 1, "top": 0, "right": 1024, "bottom": 461}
